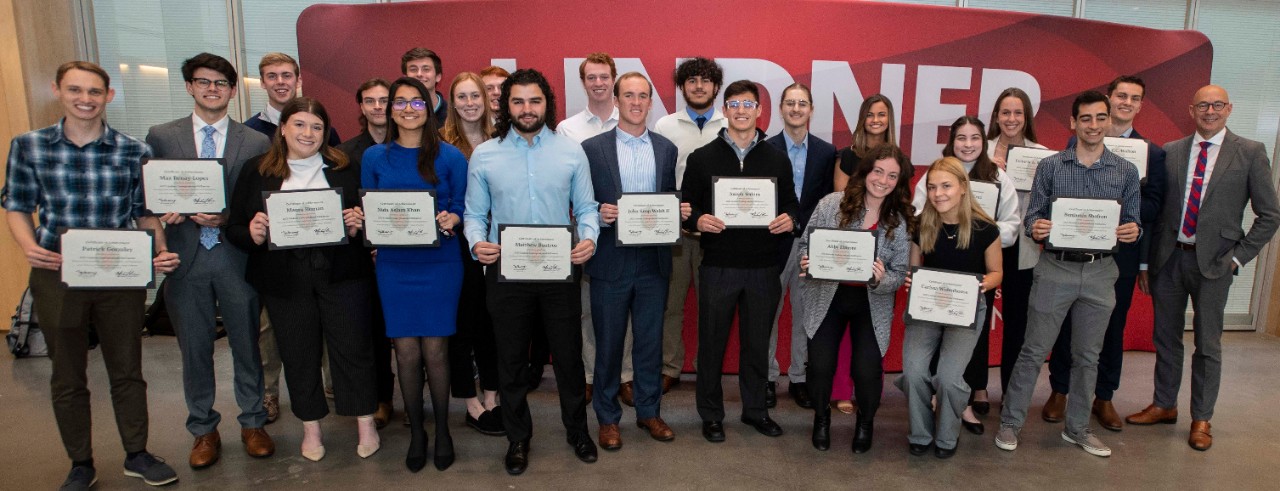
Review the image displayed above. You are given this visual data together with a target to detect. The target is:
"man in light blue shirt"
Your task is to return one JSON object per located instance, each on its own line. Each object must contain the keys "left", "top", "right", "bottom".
{"left": 463, "top": 69, "right": 600, "bottom": 476}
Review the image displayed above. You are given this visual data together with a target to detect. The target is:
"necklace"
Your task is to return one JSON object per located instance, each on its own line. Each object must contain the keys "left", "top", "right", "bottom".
{"left": 943, "top": 223, "right": 958, "bottom": 240}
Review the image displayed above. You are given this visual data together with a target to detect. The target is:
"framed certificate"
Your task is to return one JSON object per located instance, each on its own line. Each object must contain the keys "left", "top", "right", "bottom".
{"left": 360, "top": 189, "right": 439, "bottom": 248}
{"left": 262, "top": 188, "right": 348, "bottom": 250}
{"left": 1005, "top": 146, "right": 1058, "bottom": 192}
{"left": 498, "top": 224, "right": 573, "bottom": 283}
{"left": 142, "top": 159, "right": 226, "bottom": 215}
{"left": 1103, "top": 137, "right": 1149, "bottom": 181}
{"left": 904, "top": 267, "right": 983, "bottom": 329}
{"left": 806, "top": 227, "right": 877, "bottom": 283}
{"left": 616, "top": 192, "right": 682, "bottom": 247}
{"left": 59, "top": 228, "right": 155, "bottom": 289}
{"left": 1047, "top": 197, "right": 1122, "bottom": 253}
{"left": 969, "top": 180, "right": 1000, "bottom": 219}
{"left": 713, "top": 177, "right": 777, "bottom": 228}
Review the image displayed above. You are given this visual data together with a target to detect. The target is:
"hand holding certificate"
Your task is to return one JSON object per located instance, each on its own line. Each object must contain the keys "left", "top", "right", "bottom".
{"left": 499, "top": 225, "right": 573, "bottom": 282}
{"left": 1005, "top": 146, "right": 1058, "bottom": 191}
{"left": 361, "top": 189, "right": 439, "bottom": 247}
{"left": 806, "top": 228, "right": 877, "bottom": 283}
{"left": 616, "top": 192, "right": 682, "bottom": 246}
{"left": 60, "top": 228, "right": 155, "bottom": 289}
{"left": 263, "top": 188, "right": 347, "bottom": 250}
{"left": 905, "top": 267, "right": 983, "bottom": 328}
{"left": 713, "top": 177, "right": 777, "bottom": 227}
{"left": 143, "top": 159, "right": 226, "bottom": 215}
{"left": 1103, "top": 137, "right": 1149, "bottom": 181}
{"left": 1047, "top": 197, "right": 1121, "bottom": 252}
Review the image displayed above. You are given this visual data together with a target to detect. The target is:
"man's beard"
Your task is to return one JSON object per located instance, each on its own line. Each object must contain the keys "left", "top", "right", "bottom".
{"left": 513, "top": 113, "right": 545, "bottom": 134}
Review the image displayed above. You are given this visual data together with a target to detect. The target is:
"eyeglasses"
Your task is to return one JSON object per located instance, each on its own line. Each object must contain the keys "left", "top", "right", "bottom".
{"left": 392, "top": 98, "right": 429, "bottom": 111}
{"left": 782, "top": 99, "right": 811, "bottom": 109}
{"left": 725, "top": 100, "right": 759, "bottom": 110}
{"left": 1193, "top": 101, "right": 1228, "bottom": 112}
{"left": 191, "top": 78, "right": 231, "bottom": 89}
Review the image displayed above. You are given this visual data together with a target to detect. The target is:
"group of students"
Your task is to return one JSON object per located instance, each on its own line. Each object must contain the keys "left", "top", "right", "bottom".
{"left": 4, "top": 46, "right": 1277, "bottom": 490}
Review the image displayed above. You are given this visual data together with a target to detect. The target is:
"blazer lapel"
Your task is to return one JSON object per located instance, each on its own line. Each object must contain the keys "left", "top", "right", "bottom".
{"left": 223, "top": 123, "right": 244, "bottom": 171}
{"left": 176, "top": 117, "right": 198, "bottom": 158}
{"left": 1201, "top": 131, "right": 1239, "bottom": 203}
{"left": 604, "top": 130, "right": 623, "bottom": 200}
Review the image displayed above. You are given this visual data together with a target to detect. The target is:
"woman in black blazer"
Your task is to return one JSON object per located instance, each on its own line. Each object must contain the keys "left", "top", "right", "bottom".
{"left": 227, "top": 97, "right": 379, "bottom": 462}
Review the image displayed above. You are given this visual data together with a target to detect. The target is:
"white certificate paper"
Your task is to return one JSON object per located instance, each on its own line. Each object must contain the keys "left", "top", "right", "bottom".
{"left": 263, "top": 188, "right": 348, "bottom": 250}
{"left": 969, "top": 180, "right": 1000, "bottom": 219}
{"left": 60, "top": 228, "right": 155, "bottom": 289}
{"left": 142, "top": 159, "right": 226, "bottom": 215}
{"left": 1047, "top": 197, "right": 1121, "bottom": 252}
{"left": 616, "top": 192, "right": 682, "bottom": 247}
{"left": 807, "top": 228, "right": 877, "bottom": 283}
{"left": 713, "top": 177, "right": 777, "bottom": 228}
{"left": 499, "top": 225, "right": 573, "bottom": 282}
{"left": 905, "top": 267, "right": 983, "bottom": 329}
{"left": 1006, "top": 146, "right": 1058, "bottom": 192}
{"left": 361, "top": 189, "right": 438, "bottom": 248}
{"left": 1103, "top": 137, "right": 1149, "bottom": 181}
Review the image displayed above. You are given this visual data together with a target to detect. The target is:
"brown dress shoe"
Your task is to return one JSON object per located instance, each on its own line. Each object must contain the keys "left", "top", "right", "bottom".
{"left": 598, "top": 424, "right": 622, "bottom": 450}
{"left": 1092, "top": 399, "right": 1123, "bottom": 431}
{"left": 263, "top": 394, "right": 280, "bottom": 424}
{"left": 1041, "top": 392, "right": 1067, "bottom": 423}
{"left": 620, "top": 382, "right": 636, "bottom": 407}
{"left": 637, "top": 417, "right": 675, "bottom": 442}
{"left": 1189, "top": 420, "right": 1212, "bottom": 451}
{"left": 661, "top": 375, "right": 680, "bottom": 394}
{"left": 1125, "top": 404, "right": 1178, "bottom": 425}
{"left": 373, "top": 401, "right": 393, "bottom": 429}
{"left": 242, "top": 427, "right": 275, "bottom": 458}
{"left": 586, "top": 384, "right": 593, "bottom": 404}
{"left": 190, "top": 431, "right": 221, "bottom": 469}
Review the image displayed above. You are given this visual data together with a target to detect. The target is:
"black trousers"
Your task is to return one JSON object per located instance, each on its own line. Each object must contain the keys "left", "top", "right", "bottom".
{"left": 485, "top": 267, "right": 589, "bottom": 443}
{"left": 696, "top": 265, "right": 781, "bottom": 422}
{"left": 449, "top": 247, "right": 500, "bottom": 398}
{"left": 1048, "top": 274, "right": 1136, "bottom": 400}
{"left": 370, "top": 280, "right": 394, "bottom": 403}
{"left": 807, "top": 284, "right": 883, "bottom": 418}
{"left": 1000, "top": 246, "right": 1033, "bottom": 394}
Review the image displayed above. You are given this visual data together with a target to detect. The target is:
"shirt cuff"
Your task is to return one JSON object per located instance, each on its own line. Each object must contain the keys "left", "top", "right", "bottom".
{"left": 1233, "top": 256, "right": 1243, "bottom": 269}
{"left": 1139, "top": 263, "right": 1148, "bottom": 271}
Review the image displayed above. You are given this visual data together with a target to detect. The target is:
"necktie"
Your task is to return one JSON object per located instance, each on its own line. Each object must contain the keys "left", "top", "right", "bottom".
{"left": 199, "top": 126, "right": 220, "bottom": 250}
{"left": 1180, "top": 141, "right": 1211, "bottom": 239}
{"left": 695, "top": 116, "right": 706, "bottom": 130}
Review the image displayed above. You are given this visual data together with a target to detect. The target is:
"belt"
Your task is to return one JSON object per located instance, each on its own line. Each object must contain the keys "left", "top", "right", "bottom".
{"left": 1175, "top": 242, "right": 1196, "bottom": 251}
{"left": 1052, "top": 250, "right": 1113, "bottom": 263}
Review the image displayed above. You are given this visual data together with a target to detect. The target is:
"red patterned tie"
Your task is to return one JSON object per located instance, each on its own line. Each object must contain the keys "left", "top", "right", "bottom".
{"left": 1180, "top": 141, "right": 1211, "bottom": 238}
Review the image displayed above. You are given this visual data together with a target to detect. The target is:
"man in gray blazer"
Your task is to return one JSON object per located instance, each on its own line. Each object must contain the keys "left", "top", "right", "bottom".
{"left": 145, "top": 53, "right": 274, "bottom": 468}
{"left": 1126, "top": 85, "right": 1280, "bottom": 451}
{"left": 581, "top": 72, "right": 688, "bottom": 450}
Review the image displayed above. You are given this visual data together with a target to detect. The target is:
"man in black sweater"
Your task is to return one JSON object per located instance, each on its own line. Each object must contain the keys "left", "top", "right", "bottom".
{"left": 681, "top": 80, "right": 799, "bottom": 442}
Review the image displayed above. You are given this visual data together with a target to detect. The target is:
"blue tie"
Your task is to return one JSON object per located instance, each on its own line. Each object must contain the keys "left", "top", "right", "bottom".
{"left": 199, "top": 126, "right": 220, "bottom": 250}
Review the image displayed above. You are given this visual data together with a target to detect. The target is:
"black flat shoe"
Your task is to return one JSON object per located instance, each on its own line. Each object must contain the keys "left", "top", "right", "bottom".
{"left": 935, "top": 445, "right": 956, "bottom": 459}
{"left": 702, "top": 421, "right": 725, "bottom": 442}
{"left": 909, "top": 443, "right": 931, "bottom": 456}
{"left": 963, "top": 419, "right": 985, "bottom": 435}
{"left": 570, "top": 436, "right": 598, "bottom": 463}
{"left": 434, "top": 434, "right": 454, "bottom": 471}
{"left": 789, "top": 382, "right": 813, "bottom": 409}
{"left": 504, "top": 440, "right": 529, "bottom": 475}
{"left": 765, "top": 382, "right": 777, "bottom": 409}
{"left": 812, "top": 413, "right": 830, "bottom": 451}
{"left": 406, "top": 429, "right": 427, "bottom": 473}
{"left": 972, "top": 401, "right": 991, "bottom": 416}
{"left": 852, "top": 413, "right": 874, "bottom": 454}
{"left": 467, "top": 409, "right": 507, "bottom": 436}
{"left": 741, "top": 415, "right": 784, "bottom": 437}
{"left": 433, "top": 452, "right": 454, "bottom": 471}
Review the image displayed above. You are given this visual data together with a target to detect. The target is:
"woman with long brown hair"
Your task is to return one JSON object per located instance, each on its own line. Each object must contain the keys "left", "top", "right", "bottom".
{"left": 833, "top": 94, "right": 898, "bottom": 192}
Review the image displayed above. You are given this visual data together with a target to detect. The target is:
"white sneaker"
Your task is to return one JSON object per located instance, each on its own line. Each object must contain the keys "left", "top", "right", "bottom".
{"left": 1062, "top": 429, "right": 1112, "bottom": 457}
{"left": 995, "top": 424, "right": 1019, "bottom": 451}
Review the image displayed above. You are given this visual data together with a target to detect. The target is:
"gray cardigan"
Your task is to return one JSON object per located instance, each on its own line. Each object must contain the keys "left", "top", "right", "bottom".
{"left": 798, "top": 192, "right": 910, "bottom": 356}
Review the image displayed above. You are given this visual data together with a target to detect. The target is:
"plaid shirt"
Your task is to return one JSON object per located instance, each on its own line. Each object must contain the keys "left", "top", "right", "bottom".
{"left": 2, "top": 119, "right": 151, "bottom": 252}
{"left": 1023, "top": 146, "right": 1141, "bottom": 237}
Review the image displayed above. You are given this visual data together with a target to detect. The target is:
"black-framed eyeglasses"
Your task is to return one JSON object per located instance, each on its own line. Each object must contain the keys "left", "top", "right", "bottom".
{"left": 192, "top": 78, "right": 231, "bottom": 89}
{"left": 392, "top": 98, "right": 429, "bottom": 111}
{"left": 1193, "top": 101, "right": 1228, "bottom": 112}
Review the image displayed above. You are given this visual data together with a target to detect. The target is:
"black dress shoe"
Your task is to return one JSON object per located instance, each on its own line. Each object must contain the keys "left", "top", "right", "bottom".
{"left": 434, "top": 452, "right": 454, "bottom": 471}
{"left": 962, "top": 419, "right": 985, "bottom": 435}
{"left": 935, "top": 445, "right": 956, "bottom": 459}
{"left": 765, "top": 382, "right": 778, "bottom": 408}
{"left": 504, "top": 440, "right": 529, "bottom": 475}
{"left": 702, "top": 421, "right": 725, "bottom": 443}
{"left": 789, "top": 382, "right": 813, "bottom": 409}
{"left": 972, "top": 401, "right": 991, "bottom": 416}
{"left": 851, "top": 413, "right": 874, "bottom": 454}
{"left": 812, "top": 412, "right": 830, "bottom": 451}
{"left": 570, "top": 436, "right": 598, "bottom": 463}
{"left": 467, "top": 410, "right": 507, "bottom": 436}
{"left": 908, "top": 443, "right": 931, "bottom": 456}
{"left": 741, "top": 415, "right": 784, "bottom": 437}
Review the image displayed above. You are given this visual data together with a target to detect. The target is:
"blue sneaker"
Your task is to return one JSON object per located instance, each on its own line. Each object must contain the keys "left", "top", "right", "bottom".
{"left": 59, "top": 465, "right": 96, "bottom": 490}
{"left": 123, "top": 452, "right": 178, "bottom": 486}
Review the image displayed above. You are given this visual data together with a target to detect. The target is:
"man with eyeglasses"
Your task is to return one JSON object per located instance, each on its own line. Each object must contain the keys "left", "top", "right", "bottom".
{"left": 143, "top": 52, "right": 274, "bottom": 469}
{"left": 1126, "top": 85, "right": 1279, "bottom": 451}
{"left": 244, "top": 52, "right": 340, "bottom": 146}
{"left": 763, "top": 83, "right": 836, "bottom": 410}
{"left": 680, "top": 80, "right": 799, "bottom": 442}
{"left": 400, "top": 47, "right": 449, "bottom": 124}
{"left": 652, "top": 57, "right": 728, "bottom": 395}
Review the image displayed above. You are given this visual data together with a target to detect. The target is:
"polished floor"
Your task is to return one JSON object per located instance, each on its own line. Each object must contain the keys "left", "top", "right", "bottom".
{"left": 3, "top": 332, "right": 1279, "bottom": 489}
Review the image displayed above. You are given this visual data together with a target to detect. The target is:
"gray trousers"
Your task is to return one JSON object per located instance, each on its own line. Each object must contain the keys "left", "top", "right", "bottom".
{"left": 901, "top": 299, "right": 986, "bottom": 450}
{"left": 1001, "top": 254, "right": 1118, "bottom": 435}
{"left": 768, "top": 240, "right": 808, "bottom": 383}
{"left": 260, "top": 308, "right": 282, "bottom": 398}
{"left": 662, "top": 236, "right": 702, "bottom": 377}
{"left": 1151, "top": 248, "right": 1232, "bottom": 420}
{"left": 582, "top": 275, "right": 633, "bottom": 384}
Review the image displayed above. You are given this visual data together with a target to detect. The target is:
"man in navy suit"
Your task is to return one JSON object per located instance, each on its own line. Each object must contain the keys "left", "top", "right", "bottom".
{"left": 764, "top": 83, "right": 836, "bottom": 409}
{"left": 582, "top": 73, "right": 689, "bottom": 450}
{"left": 1041, "top": 76, "right": 1167, "bottom": 432}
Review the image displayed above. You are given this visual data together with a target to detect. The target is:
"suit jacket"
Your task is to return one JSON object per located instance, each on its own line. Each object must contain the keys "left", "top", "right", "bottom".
{"left": 765, "top": 131, "right": 837, "bottom": 263}
{"left": 225, "top": 155, "right": 374, "bottom": 297}
{"left": 1151, "top": 130, "right": 1280, "bottom": 279}
{"left": 144, "top": 116, "right": 271, "bottom": 280}
{"left": 1067, "top": 129, "right": 1167, "bottom": 276}
{"left": 581, "top": 128, "right": 679, "bottom": 281}
{"left": 337, "top": 130, "right": 379, "bottom": 169}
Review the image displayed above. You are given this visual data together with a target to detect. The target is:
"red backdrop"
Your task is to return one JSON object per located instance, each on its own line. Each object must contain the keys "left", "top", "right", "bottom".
{"left": 296, "top": 0, "right": 1211, "bottom": 372}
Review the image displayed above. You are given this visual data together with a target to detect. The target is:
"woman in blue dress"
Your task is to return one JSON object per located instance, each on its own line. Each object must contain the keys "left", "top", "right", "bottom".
{"left": 361, "top": 77, "right": 468, "bottom": 472}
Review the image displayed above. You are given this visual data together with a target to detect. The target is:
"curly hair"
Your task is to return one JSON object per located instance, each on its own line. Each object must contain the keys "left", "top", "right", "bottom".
{"left": 837, "top": 144, "right": 916, "bottom": 239}
{"left": 493, "top": 69, "right": 557, "bottom": 140}
{"left": 673, "top": 57, "right": 723, "bottom": 89}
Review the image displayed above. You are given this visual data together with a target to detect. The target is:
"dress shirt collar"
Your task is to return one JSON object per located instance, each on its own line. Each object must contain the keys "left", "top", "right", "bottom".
{"left": 686, "top": 106, "right": 715, "bottom": 121}
{"left": 505, "top": 125, "right": 552, "bottom": 148}
{"left": 262, "top": 104, "right": 282, "bottom": 126}
{"left": 192, "top": 113, "right": 229, "bottom": 137}
{"left": 789, "top": 135, "right": 808, "bottom": 152}
{"left": 720, "top": 127, "right": 760, "bottom": 155}
{"left": 50, "top": 118, "right": 116, "bottom": 147}
{"left": 1192, "top": 128, "right": 1226, "bottom": 148}
{"left": 1119, "top": 127, "right": 1134, "bottom": 138}
{"left": 587, "top": 107, "right": 620, "bottom": 126}
{"left": 617, "top": 128, "right": 651, "bottom": 146}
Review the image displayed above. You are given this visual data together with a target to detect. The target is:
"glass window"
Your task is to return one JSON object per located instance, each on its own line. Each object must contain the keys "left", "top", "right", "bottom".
{"left": 1083, "top": 0, "right": 1186, "bottom": 30}
{"left": 968, "top": 0, "right": 1074, "bottom": 17}
{"left": 873, "top": 0, "right": 956, "bottom": 5}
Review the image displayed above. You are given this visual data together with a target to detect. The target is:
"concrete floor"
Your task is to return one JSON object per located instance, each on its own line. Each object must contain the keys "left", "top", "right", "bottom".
{"left": 3, "top": 332, "right": 1280, "bottom": 490}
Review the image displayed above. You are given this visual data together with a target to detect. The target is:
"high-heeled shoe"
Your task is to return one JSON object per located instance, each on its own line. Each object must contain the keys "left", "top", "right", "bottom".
{"left": 434, "top": 434, "right": 454, "bottom": 471}
{"left": 852, "top": 412, "right": 874, "bottom": 454}
{"left": 301, "top": 420, "right": 325, "bottom": 462}
{"left": 302, "top": 445, "right": 326, "bottom": 462}
{"left": 357, "top": 416, "right": 381, "bottom": 458}
{"left": 405, "top": 429, "right": 427, "bottom": 473}
{"left": 434, "top": 452, "right": 454, "bottom": 471}
{"left": 811, "top": 412, "right": 831, "bottom": 451}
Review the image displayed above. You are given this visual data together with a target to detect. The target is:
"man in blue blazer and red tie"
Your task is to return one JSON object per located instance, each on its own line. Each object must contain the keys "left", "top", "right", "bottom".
{"left": 582, "top": 72, "right": 689, "bottom": 450}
